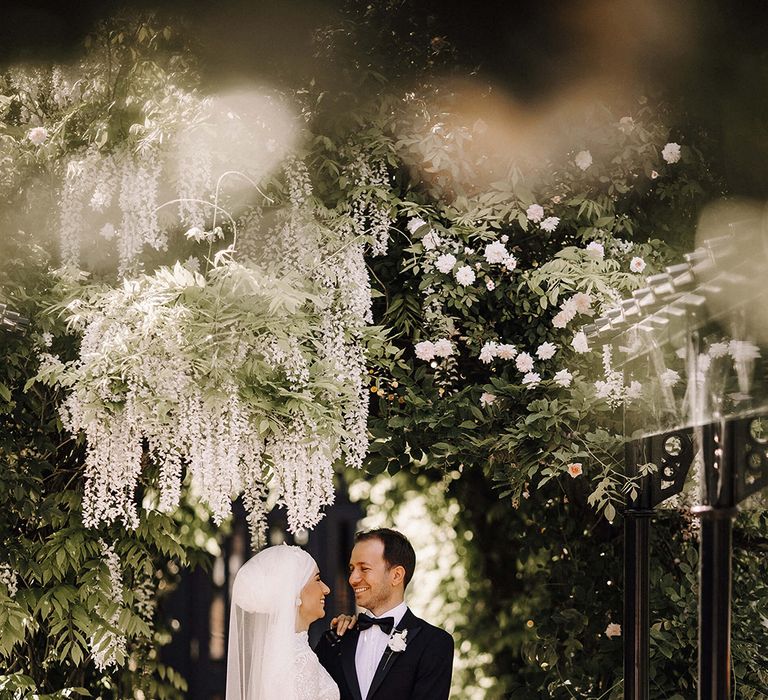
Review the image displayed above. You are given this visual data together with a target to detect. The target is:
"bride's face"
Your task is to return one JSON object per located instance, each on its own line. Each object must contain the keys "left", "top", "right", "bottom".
{"left": 299, "top": 569, "right": 331, "bottom": 625}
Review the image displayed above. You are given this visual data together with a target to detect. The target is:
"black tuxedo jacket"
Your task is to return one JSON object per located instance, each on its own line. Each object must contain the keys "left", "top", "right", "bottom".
{"left": 314, "top": 608, "right": 453, "bottom": 700}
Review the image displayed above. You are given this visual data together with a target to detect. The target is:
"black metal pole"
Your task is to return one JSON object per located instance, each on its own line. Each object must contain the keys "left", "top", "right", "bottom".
{"left": 692, "top": 420, "right": 735, "bottom": 700}
{"left": 623, "top": 507, "right": 653, "bottom": 700}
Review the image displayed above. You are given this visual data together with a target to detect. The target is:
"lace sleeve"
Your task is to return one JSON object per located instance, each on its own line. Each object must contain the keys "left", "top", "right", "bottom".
{"left": 294, "top": 647, "right": 340, "bottom": 700}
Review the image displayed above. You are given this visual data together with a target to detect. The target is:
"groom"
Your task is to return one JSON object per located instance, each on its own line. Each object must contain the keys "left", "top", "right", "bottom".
{"left": 315, "top": 528, "right": 454, "bottom": 700}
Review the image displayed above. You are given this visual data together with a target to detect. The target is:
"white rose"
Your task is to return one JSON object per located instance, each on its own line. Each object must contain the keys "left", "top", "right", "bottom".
{"left": 414, "top": 341, "right": 436, "bottom": 361}
{"left": 536, "top": 342, "right": 557, "bottom": 360}
{"left": 571, "top": 331, "right": 589, "bottom": 354}
{"left": 630, "top": 256, "right": 646, "bottom": 273}
{"left": 515, "top": 352, "right": 534, "bottom": 373}
{"left": 27, "top": 126, "right": 49, "bottom": 145}
{"left": 455, "top": 265, "right": 476, "bottom": 286}
{"left": 435, "top": 253, "right": 457, "bottom": 274}
{"left": 553, "top": 369, "right": 573, "bottom": 387}
{"left": 407, "top": 217, "right": 428, "bottom": 234}
{"left": 422, "top": 229, "right": 441, "bottom": 250}
{"left": 484, "top": 241, "right": 509, "bottom": 264}
{"left": 522, "top": 372, "right": 541, "bottom": 387}
{"left": 504, "top": 255, "right": 518, "bottom": 272}
{"left": 574, "top": 150, "right": 593, "bottom": 171}
{"left": 486, "top": 279, "right": 495, "bottom": 291}
{"left": 540, "top": 216, "right": 560, "bottom": 233}
{"left": 479, "top": 342, "right": 498, "bottom": 364}
{"left": 585, "top": 242, "right": 604, "bottom": 260}
{"left": 526, "top": 204, "right": 544, "bottom": 223}
{"left": 661, "top": 142, "right": 681, "bottom": 164}
{"left": 480, "top": 392, "right": 496, "bottom": 407}
{"left": 433, "top": 339, "right": 454, "bottom": 358}
{"left": 496, "top": 343, "right": 517, "bottom": 360}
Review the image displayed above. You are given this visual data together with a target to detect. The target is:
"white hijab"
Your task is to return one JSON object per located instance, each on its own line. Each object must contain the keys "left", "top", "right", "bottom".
{"left": 226, "top": 544, "right": 317, "bottom": 700}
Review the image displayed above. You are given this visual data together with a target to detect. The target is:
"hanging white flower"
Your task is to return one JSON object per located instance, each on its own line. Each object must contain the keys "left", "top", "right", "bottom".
{"left": 574, "top": 150, "right": 593, "bottom": 171}
{"left": 455, "top": 265, "right": 476, "bottom": 286}
{"left": 422, "top": 229, "right": 441, "bottom": 250}
{"left": 661, "top": 142, "right": 681, "bottom": 164}
{"left": 407, "top": 217, "right": 428, "bottom": 234}
{"left": 435, "top": 253, "right": 457, "bottom": 273}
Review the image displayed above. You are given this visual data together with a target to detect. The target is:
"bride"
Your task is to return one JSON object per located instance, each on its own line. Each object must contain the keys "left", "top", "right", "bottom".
{"left": 226, "top": 544, "right": 340, "bottom": 700}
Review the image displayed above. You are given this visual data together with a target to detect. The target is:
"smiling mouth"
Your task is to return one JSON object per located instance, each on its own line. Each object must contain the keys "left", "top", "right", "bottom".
{"left": 353, "top": 587, "right": 369, "bottom": 594}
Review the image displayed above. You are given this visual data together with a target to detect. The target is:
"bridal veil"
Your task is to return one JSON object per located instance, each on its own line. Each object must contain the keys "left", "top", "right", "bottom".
{"left": 226, "top": 544, "right": 317, "bottom": 700}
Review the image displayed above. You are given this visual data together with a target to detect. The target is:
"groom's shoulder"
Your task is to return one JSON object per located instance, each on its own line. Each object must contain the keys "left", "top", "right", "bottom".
{"left": 410, "top": 613, "right": 453, "bottom": 647}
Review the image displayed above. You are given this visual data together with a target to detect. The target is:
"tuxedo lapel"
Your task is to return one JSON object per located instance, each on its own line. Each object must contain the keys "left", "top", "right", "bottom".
{"left": 341, "top": 630, "right": 364, "bottom": 700}
{"left": 365, "top": 609, "right": 422, "bottom": 700}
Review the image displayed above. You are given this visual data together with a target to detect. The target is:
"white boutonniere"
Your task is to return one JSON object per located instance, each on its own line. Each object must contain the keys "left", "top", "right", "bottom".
{"left": 387, "top": 629, "right": 408, "bottom": 653}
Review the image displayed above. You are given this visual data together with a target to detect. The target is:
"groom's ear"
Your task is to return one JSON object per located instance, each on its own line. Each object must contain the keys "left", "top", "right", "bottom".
{"left": 390, "top": 565, "right": 406, "bottom": 588}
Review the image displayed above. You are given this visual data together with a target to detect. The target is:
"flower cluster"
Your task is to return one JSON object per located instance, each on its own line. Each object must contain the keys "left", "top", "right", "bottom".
{"left": 0, "top": 564, "right": 18, "bottom": 598}
{"left": 90, "top": 540, "right": 127, "bottom": 671}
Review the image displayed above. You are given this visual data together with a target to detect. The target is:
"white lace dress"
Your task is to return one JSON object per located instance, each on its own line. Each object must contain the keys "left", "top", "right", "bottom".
{"left": 293, "top": 632, "right": 340, "bottom": 700}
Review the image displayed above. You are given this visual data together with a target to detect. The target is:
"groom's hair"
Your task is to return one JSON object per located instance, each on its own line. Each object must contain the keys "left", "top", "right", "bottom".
{"left": 355, "top": 528, "right": 416, "bottom": 589}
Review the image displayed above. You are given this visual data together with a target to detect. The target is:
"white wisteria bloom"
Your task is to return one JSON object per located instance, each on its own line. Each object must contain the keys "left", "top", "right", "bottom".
{"left": 0, "top": 564, "right": 18, "bottom": 597}
{"left": 540, "top": 216, "right": 560, "bottom": 233}
{"left": 455, "top": 265, "right": 476, "bottom": 286}
{"left": 522, "top": 372, "right": 541, "bottom": 387}
{"left": 630, "top": 256, "right": 647, "bottom": 273}
{"left": 662, "top": 142, "right": 681, "bottom": 164}
{"left": 479, "top": 341, "right": 498, "bottom": 364}
{"left": 497, "top": 343, "right": 517, "bottom": 360}
{"left": 435, "top": 253, "right": 457, "bottom": 273}
{"left": 526, "top": 203, "right": 544, "bottom": 223}
{"left": 572, "top": 331, "right": 589, "bottom": 354}
{"left": 407, "top": 217, "right": 428, "bottom": 234}
{"left": 480, "top": 392, "right": 497, "bottom": 407}
{"left": 484, "top": 241, "right": 509, "bottom": 264}
{"left": 415, "top": 340, "right": 437, "bottom": 361}
{"left": 422, "top": 229, "right": 441, "bottom": 250}
{"left": 625, "top": 380, "right": 643, "bottom": 399}
{"left": 729, "top": 340, "right": 760, "bottom": 362}
{"left": 575, "top": 150, "right": 593, "bottom": 171}
{"left": 515, "top": 352, "right": 534, "bottom": 373}
{"left": 433, "top": 339, "right": 454, "bottom": 358}
{"left": 504, "top": 255, "right": 518, "bottom": 271}
{"left": 553, "top": 369, "right": 573, "bottom": 387}
{"left": 27, "top": 126, "right": 49, "bottom": 145}
{"left": 708, "top": 342, "right": 729, "bottom": 358}
{"left": 660, "top": 369, "right": 681, "bottom": 387}
{"left": 585, "top": 241, "right": 605, "bottom": 260}
{"left": 536, "top": 342, "right": 557, "bottom": 360}
{"left": 99, "top": 223, "right": 116, "bottom": 240}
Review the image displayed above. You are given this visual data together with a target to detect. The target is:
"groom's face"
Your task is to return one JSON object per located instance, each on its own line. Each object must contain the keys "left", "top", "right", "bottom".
{"left": 348, "top": 538, "right": 400, "bottom": 616}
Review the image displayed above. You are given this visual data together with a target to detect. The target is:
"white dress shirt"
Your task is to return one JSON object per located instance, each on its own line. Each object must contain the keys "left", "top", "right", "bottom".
{"left": 355, "top": 601, "right": 408, "bottom": 699}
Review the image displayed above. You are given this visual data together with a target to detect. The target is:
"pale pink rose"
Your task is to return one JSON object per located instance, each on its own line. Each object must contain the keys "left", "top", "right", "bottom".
{"left": 433, "top": 339, "right": 454, "bottom": 358}
{"left": 504, "top": 255, "right": 518, "bottom": 272}
{"left": 585, "top": 242, "right": 604, "bottom": 260}
{"left": 554, "top": 369, "right": 573, "bottom": 387}
{"left": 540, "top": 216, "right": 560, "bottom": 233}
{"left": 27, "top": 126, "right": 49, "bottom": 145}
{"left": 571, "top": 331, "right": 589, "bottom": 354}
{"left": 479, "top": 342, "right": 498, "bottom": 364}
{"left": 536, "top": 342, "right": 557, "bottom": 360}
{"left": 662, "top": 142, "right": 681, "bottom": 164}
{"left": 567, "top": 462, "right": 583, "bottom": 478}
{"left": 552, "top": 311, "right": 570, "bottom": 329}
{"left": 455, "top": 265, "right": 476, "bottom": 286}
{"left": 486, "top": 279, "right": 496, "bottom": 291}
{"left": 630, "top": 257, "right": 646, "bottom": 273}
{"left": 496, "top": 344, "right": 517, "bottom": 360}
{"left": 522, "top": 372, "right": 541, "bottom": 387}
{"left": 515, "top": 352, "right": 534, "bottom": 373}
{"left": 414, "top": 341, "right": 436, "bottom": 361}
{"left": 480, "top": 392, "right": 496, "bottom": 407}
{"left": 571, "top": 292, "right": 592, "bottom": 314}
{"left": 526, "top": 204, "right": 544, "bottom": 223}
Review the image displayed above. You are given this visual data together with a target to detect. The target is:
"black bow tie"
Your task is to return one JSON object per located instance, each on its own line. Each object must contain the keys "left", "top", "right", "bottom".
{"left": 357, "top": 613, "right": 394, "bottom": 634}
